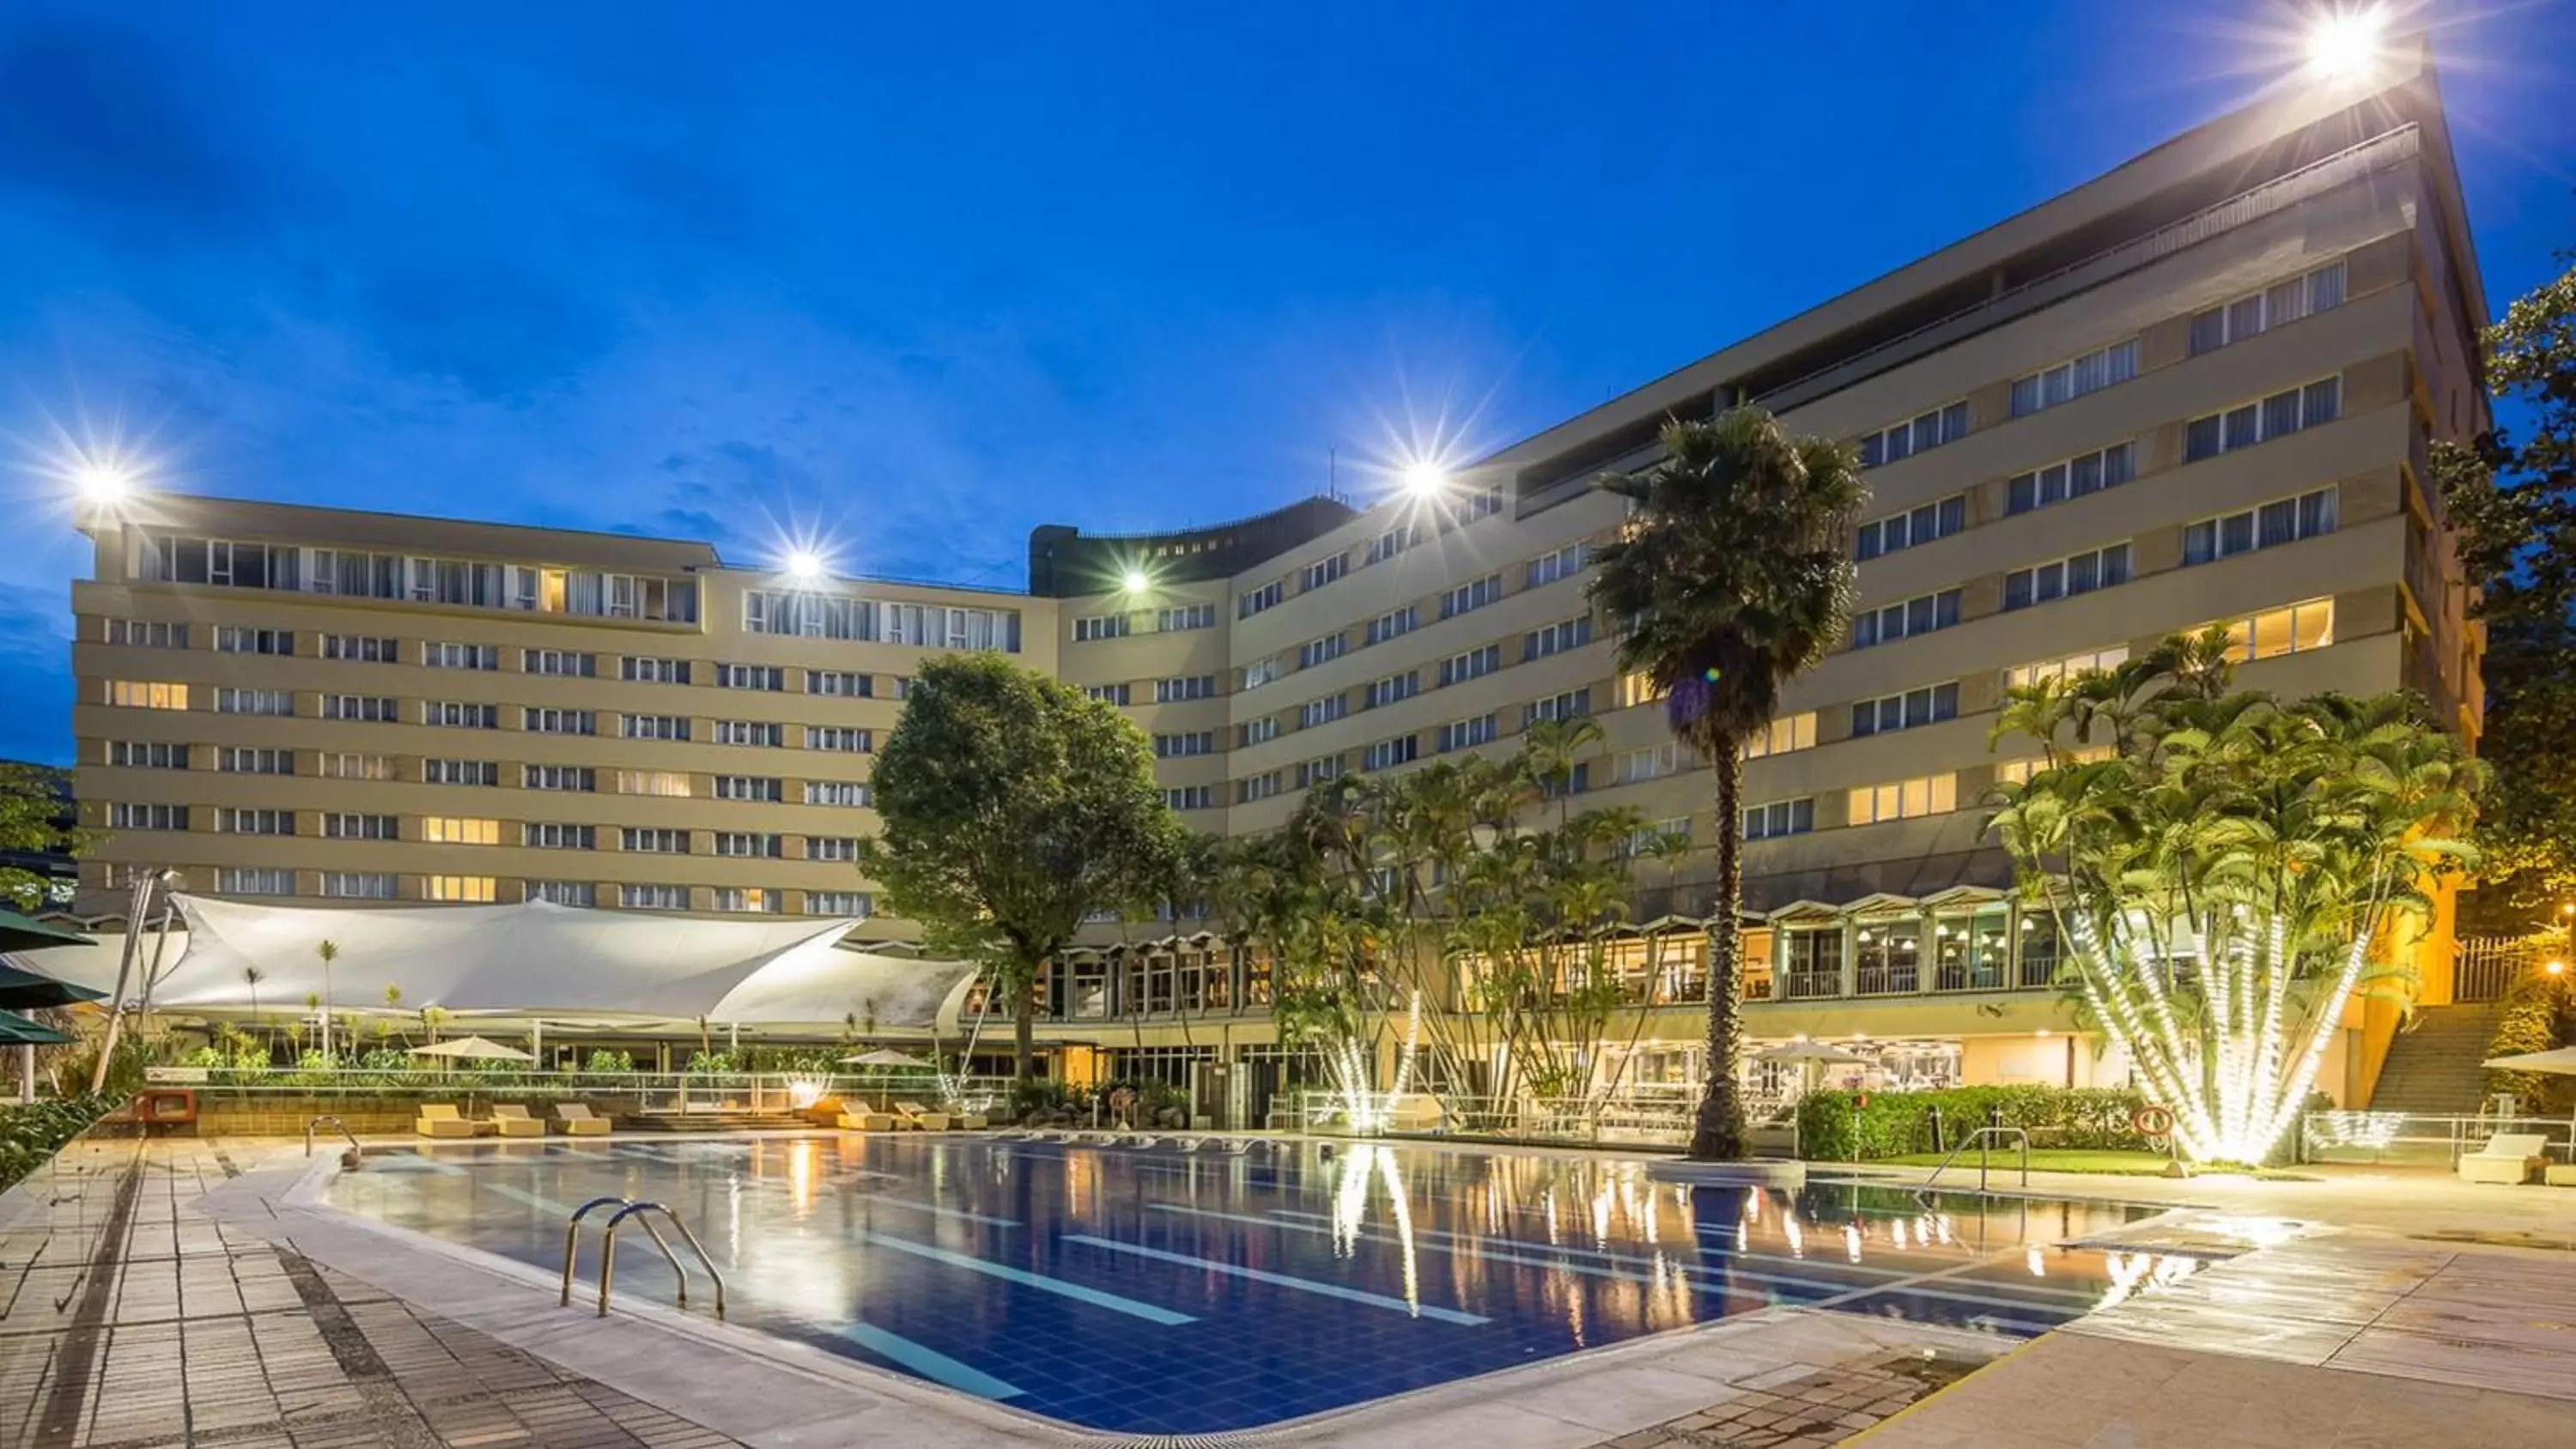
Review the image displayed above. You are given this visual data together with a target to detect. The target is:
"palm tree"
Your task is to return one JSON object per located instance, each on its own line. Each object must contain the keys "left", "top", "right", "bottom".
{"left": 241, "top": 966, "right": 265, "bottom": 1026}
{"left": 1589, "top": 409, "right": 1865, "bottom": 1159}
{"left": 316, "top": 940, "right": 339, "bottom": 1060}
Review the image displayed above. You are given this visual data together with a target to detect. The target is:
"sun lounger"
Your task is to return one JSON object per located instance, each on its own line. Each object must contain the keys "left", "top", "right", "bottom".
{"left": 838, "top": 1108, "right": 901, "bottom": 1131}
{"left": 553, "top": 1103, "right": 612, "bottom": 1137}
{"left": 2459, "top": 1133, "right": 2550, "bottom": 1185}
{"left": 415, "top": 1104, "right": 488, "bottom": 1139}
{"left": 489, "top": 1104, "right": 546, "bottom": 1138}
{"left": 892, "top": 1100, "right": 952, "bottom": 1131}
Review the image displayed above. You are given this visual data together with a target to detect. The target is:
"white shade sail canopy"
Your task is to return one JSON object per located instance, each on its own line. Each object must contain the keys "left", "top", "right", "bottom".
{"left": 407, "top": 1035, "right": 535, "bottom": 1061}
{"left": 16, "top": 896, "right": 985, "bottom": 1033}
{"left": 2483, "top": 1046, "right": 2576, "bottom": 1076}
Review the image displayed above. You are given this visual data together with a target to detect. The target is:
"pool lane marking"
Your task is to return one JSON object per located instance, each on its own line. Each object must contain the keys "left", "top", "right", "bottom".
{"left": 1062, "top": 1234, "right": 1487, "bottom": 1325}
{"left": 853, "top": 1232, "right": 1195, "bottom": 1325}
{"left": 836, "top": 1322, "right": 1025, "bottom": 1400}
{"left": 843, "top": 1192, "right": 1018, "bottom": 1227}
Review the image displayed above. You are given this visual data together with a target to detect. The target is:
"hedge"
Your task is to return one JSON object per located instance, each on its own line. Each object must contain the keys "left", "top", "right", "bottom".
{"left": 1794, "top": 1085, "right": 2154, "bottom": 1161}
{"left": 0, "top": 1094, "right": 119, "bottom": 1193}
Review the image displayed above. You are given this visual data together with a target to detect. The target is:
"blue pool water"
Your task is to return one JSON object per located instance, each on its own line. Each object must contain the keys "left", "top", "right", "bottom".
{"left": 324, "top": 1136, "right": 2161, "bottom": 1434}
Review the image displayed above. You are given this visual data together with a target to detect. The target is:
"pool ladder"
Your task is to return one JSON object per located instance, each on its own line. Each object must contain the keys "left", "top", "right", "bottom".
{"left": 307, "top": 1115, "right": 362, "bottom": 1161}
{"left": 560, "top": 1196, "right": 726, "bottom": 1320}
{"left": 1917, "top": 1126, "right": 2031, "bottom": 1194}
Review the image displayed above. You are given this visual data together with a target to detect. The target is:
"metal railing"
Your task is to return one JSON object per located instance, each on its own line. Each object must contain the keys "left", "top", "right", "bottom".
{"left": 1290, "top": 1088, "right": 1799, "bottom": 1152}
{"left": 1918, "top": 1126, "right": 2030, "bottom": 1193}
{"left": 560, "top": 1196, "right": 725, "bottom": 1319}
{"left": 2298, "top": 1110, "right": 2574, "bottom": 1168}
{"left": 167, "top": 1070, "right": 1010, "bottom": 1114}
{"left": 305, "top": 1115, "right": 361, "bottom": 1159}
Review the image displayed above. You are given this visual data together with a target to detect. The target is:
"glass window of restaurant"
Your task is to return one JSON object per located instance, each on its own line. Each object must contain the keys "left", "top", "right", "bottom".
{"left": 1933, "top": 905, "right": 2013, "bottom": 991}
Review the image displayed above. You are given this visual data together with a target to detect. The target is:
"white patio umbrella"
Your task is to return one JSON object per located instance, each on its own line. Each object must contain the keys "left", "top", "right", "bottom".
{"left": 2482, "top": 1046, "right": 2576, "bottom": 1150}
{"left": 407, "top": 1035, "right": 537, "bottom": 1062}
{"left": 838, "top": 1048, "right": 936, "bottom": 1069}
{"left": 1757, "top": 1040, "right": 1873, "bottom": 1098}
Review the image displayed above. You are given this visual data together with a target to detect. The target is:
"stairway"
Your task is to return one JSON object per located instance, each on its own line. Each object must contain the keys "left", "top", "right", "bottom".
{"left": 626, "top": 1110, "right": 817, "bottom": 1133}
{"left": 2368, "top": 1003, "right": 2505, "bottom": 1115}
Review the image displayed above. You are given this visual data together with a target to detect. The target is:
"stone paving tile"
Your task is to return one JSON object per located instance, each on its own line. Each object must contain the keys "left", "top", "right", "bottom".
{"left": 1581, "top": 1350, "right": 1974, "bottom": 1447}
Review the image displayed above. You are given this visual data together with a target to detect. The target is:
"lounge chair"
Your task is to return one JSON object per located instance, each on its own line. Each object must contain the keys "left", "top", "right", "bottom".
{"left": 554, "top": 1103, "right": 613, "bottom": 1137}
{"left": 949, "top": 1106, "right": 990, "bottom": 1131}
{"left": 2459, "top": 1132, "right": 2549, "bottom": 1185}
{"left": 416, "top": 1104, "right": 488, "bottom": 1139}
{"left": 839, "top": 1107, "right": 901, "bottom": 1131}
{"left": 893, "top": 1101, "right": 952, "bottom": 1131}
{"left": 490, "top": 1104, "right": 546, "bottom": 1139}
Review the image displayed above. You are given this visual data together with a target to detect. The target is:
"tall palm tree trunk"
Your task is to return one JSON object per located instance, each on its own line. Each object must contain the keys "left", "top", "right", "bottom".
{"left": 1690, "top": 745, "right": 1747, "bottom": 1160}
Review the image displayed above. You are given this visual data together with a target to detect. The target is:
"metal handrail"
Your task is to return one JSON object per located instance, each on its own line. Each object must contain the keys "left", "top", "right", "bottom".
{"left": 598, "top": 1202, "right": 726, "bottom": 1320}
{"left": 1919, "top": 1126, "right": 2030, "bottom": 1193}
{"left": 306, "top": 1115, "right": 361, "bottom": 1160}
{"left": 559, "top": 1196, "right": 687, "bottom": 1309}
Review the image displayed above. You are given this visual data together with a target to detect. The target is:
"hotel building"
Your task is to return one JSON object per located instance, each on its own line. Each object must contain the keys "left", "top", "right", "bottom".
{"left": 70, "top": 45, "right": 2488, "bottom": 1118}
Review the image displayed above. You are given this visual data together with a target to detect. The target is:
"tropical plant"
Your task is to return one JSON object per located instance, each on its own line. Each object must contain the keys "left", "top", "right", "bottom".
{"left": 1588, "top": 408, "right": 1866, "bottom": 1159}
{"left": 857, "top": 653, "right": 1187, "bottom": 1082}
{"left": 316, "top": 940, "right": 340, "bottom": 1058}
{"left": 1989, "top": 632, "right": 2485, "bottom": 1163}
{"left": 241, "top": 966, "right": 265, "bottom": 1025}
{"left": 0, "top": 762, "right": 87, "bottom": 915}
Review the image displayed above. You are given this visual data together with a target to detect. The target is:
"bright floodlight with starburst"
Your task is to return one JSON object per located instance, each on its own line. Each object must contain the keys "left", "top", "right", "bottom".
{"left": 2306, "top": 3, "right": 2388, "bottom": 81}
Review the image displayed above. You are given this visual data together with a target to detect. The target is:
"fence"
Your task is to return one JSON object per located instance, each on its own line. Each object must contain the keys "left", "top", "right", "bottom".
{"left": 147, "top": 1070, "right": 1013, "bottom": 1135}
{"left": 1289, "top": 1088, "right": 1799, "bottom": 1155}
{"left": 2298, "top": 1109, "right": 2573, "bottom": 1167}
{"left": 2455, "top": 934, "right": 2557, "bottom": 1003}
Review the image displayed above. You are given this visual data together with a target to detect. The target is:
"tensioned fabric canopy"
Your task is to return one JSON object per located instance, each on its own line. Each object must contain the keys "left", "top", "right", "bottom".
{"left": 21, "top": 896, "right": 984, "bottom": 1033}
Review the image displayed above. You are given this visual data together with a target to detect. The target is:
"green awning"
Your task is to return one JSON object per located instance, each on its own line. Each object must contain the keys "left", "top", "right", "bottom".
{"left": 0, "top": 958, "right": 106, "bottom": 1009}
{"left": 0, "top": 1011, "right": 74, "bottom": 1046}
{"left": 0, "top": 909, "right": 94, "bottom": 955}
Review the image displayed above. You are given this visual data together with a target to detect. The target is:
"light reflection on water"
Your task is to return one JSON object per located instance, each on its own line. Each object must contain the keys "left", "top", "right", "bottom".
{"left": 328, "top": 1137, "right": 2162, "bottom": 1435}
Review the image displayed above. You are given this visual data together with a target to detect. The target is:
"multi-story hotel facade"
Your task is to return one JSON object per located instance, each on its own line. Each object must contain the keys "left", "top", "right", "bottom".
{"left": 70, "top": 45, "right": 2488, "bottom": 1119}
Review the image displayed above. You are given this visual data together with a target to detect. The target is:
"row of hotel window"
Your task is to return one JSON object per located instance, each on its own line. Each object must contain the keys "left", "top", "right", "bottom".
{"left": 99, "top": 749, "right": 872, "bottom": 804}
{"left": 1850, "top": 258, "right": 2346, "bottom": 472}
{"left": 1234, "top": 489, "right": 1511, "bottom": 621}
{"left": 100, "top": 686, "right": 878, "bottom": 748}
{"left": 1222, "top": 546, "right": 1591, "bottom": 695}
{"left": 100, "top": 624, "right": 900, "bottom": 697}
{"left": 103, "top": 805, "right": 866, "bottom": 858}
{"left": 1090, "top": 614, "right": 1589, "bottom": 715}
{"left": 191, "top": 869, "right": 870, "bottom": 916}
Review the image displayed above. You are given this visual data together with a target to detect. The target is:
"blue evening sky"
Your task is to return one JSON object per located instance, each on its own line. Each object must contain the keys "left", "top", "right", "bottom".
{"left": 3, "top": 2, "right": 2572, "bottom": 765}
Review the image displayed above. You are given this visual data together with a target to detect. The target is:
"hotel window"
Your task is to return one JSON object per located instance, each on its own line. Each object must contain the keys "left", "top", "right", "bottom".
{"left": 2215, "top": 599, "right": 2335, "bottom": 663}
{"left": 526, "top": 822, "right": 595, "bottom": 850}
{"left": 109, "top": 680, "right": 191, "bottom": 711}
{"left": 525, "top": 648, "right": 596, "bottom": 676}
{"left": 806, "top": 670, "right": 871, "bottom": 697}
{"left": 744, "top": 591, "right": 876, "bottom": 640}
{"left": 1996, "top": 743, "right": 2113, "bottom": 785}
{"left": 622, "top": 884, "right": 689, "bottom": 911}
{"left": 2004, "top": 543, "right": 2131, "bottom": 611}
{"left": 524, "top": 707, "right": 596, "bottom": 736}
{"left": 1848, "top": 773, "right": 1959, "bottom": 825}
{"left": 220, "top": 747, "right": 293, "bottom": 774}
{"left": 321, "top": 695, "right": 397, "bottom": 723}
{"left": 2009, "top": 337, "right": 2140, "bottom": 416}
{"left": 1363, "top": 670, "right": 1418, "bottom": 709}
{"left": 714, "top": 719, "right": 785, "bottom": 748}
{"left": 215, "top": 627, "right": 294, "bottom": 656}
{"left": 1240, "top": 716, "right": 1281, "bottom": 748}
{"left": 1366, "top": 524, "right": 1419, "bottom": 564}
{"left": 1437, "top": 713, "right": 1498, "bottom": 753}
{"left": 1741, "top": 797, "right": 1814, "bottom": 840}
{"left": 714, "top": 887, "right": 782, "bottom": 914}
{"left": 1440, "top": 574, "right": 1504, "bottom": 619}
{"left": 425, "top": 642, "right": 498, "bottom": 670}
{"left": 1438, "top": 644, "right": 1500, "bottom": 688}
{"left": 1155, "top": 730, "right": 1216, "bottom": 758}
{"left": 623, "top": 713, "right": 690, "bottom": 741}
{"left": 1365, "top": 607, "right": 1419, "bottom": 646}
{"left": 1302, "top": 554, "right": 1347, "bottom": 591}
{"left": 622, "top": 828, "right": 690, "bottom": 853}
{"left": 1538, "top": 761, "right": 1591, "bottom": 799}
{"left": 623, "top": 656, "right": 690, "bottom": 684}
{"left": 2190, "top": 259, "right": 2346, "bottom": 355}
{"left": 220, "top": 808, "right": 294, "bottom": 836}
{"left": 1741, "top": 712, "right": 1817, "bottom": 759}
{"left": 1850, "top": 589, "right": 1960, "bottom": 648}
{"left": 426, "top": 876, "right": 498, "bottom": 904}
{"left": 107, "top": 803, "right": 188, "bottom": 831}
{"left": 525, "top": 764, "right": 598, "bottom": 792}
{"left": 1236, "top": 772, "right": 1284, "bottom": 804}
{"left": 2004, "top": 645, "right": 2129, "bottom": 689}
{"left": 424, "top": 759, "right": 497, "bottom": 785}
{"left": 323, "top": 634, "right": 399, "bottom": 663}
{"left": 324, "top": 813, "right": 398, "bottom": 840}
{"left": 321, "top": 753, "right": 395, "bottom": 781}
{"left": 1526, "top": 543, "right": 1589, "bottom": 589}
{"left": 217, "top": 868, "right": 295, "bottom": 896}
{"left": 1084, "top": 683, "right": 1131, "bottom": 705}
{"left": 422, "top": 816, "right": 501, "bottom": 846}
{"left": 807, "top": 725, "right": 872, "bottom": 753}
{"left": 1157, "top": 603, "right": 1215, "bottom": 632}
{"left": 1523, "top": 616, "right": 1592, "bottom": 661}
{"left": 1237, "top": 580, "right": 1285, "bottom": 619}
{"left": 1619, "top": 742, "right": 1694, "bottom": 784}
{"left": 880, "top": 602, "right": 1018, "bottom": 652}
{"left": 321, "top": 872, "right": 398, "bottom": 900}
{"left": 1298, "top": 692, "right": 1346, "bottom": 729}
{"left": 2007, "top": 441, "right": 2136, "bottom": 516}
{"left": 1165, "top": 785, "right": 1214, "bottom": 811}
{"left": 424, "top": 700, "right": 498, "bottom": 729}
{"left": 216, "top": 687, "right": 294, "bottom": 716}
{"left": 1850, "top": 682, "right": 1960, "bottom": 737}
{"left": 527, "top": 881, "right": 595, "bottom": 906}
{"left": 1296, "top": 755, "right": 1341, "bottom": 788}
{"left": 716, "top": 663, "right": 785, "bottom": 690}
{"left": 714, "top": 775, "right": 783, "bottom": 802}
{"left": 619, "top": 770, "right": 692, "bottom": 797}
{"left": 2184, "top": 488, "right": 2338, "bottom": 566}
{"left": 714, "top": 832, "right": 784, "bottom": 858}
{"left": 808, "top": 890, "right": 873, "bottom": 917}
{"left": 1072, "top": 613, "right": 1130, "bottom": 642}
{"left": 1856, "top": 400, "right": 1970, "bottom": 467}
{"left": 1855, "top": 495, "right": 1966, "bottom": 559}
{"left": 1619, "top": 818, "right": 1692, "bottom": 857}
{"left": 1617, "top": 673, "right": 1667, "bottom": 709}
{"left": 1156, "top": 675, "right": 1216, "bottom": 703}
{"left": 105, "top": 619, "right": 188, "bottom": 648}
{"left": 109, "top": 742, "right": 190, "bottom": 769}
{"left": 1361, "top": 736, "right": 1419, "bottom": 772}
{"left": 894, "top": 677, "right": 917, "bottom": 699}
{"left": 809, "top": 836, "right": 860, "bottom": 863}
{"left": 1239, "top": 656, "right": 1282, "bottom": 692}
{"left": 805, "top": 780, "right": 871, "bottom": 807}
{"left": 1297, "top": 634, "right": 1346, "bottom": 670}
{"left": 1522, "top": 688, "right": 1592, "bottom": 728}
{"left": 2184, "top": 377, "right": 2342, "bottom": 462}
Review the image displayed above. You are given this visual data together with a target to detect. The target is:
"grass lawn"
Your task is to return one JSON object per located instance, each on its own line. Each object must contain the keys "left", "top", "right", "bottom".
{"left": 1867, "top": 1149, "right": 2184, "bottom": 1176}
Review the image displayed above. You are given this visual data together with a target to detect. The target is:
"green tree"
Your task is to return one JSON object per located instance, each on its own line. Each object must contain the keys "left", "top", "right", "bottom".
{"left": 1588, "top": 408, "right": 1865, "bottom": 1160}
{"left": 0, "top": 763, "right": 84, "bottom": 913}
{"left": 856, "top": 653, "right": 1185, "bottom": 1082}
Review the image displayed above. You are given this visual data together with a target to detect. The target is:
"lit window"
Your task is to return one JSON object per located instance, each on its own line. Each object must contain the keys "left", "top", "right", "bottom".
{"left": 714, "top": 887, "right": 781, "bottom": 913}
{"left": 107, "top": 681, "right": 189, "bottom": 710}
{"left": 1741, "top": 713, "right": 1817, "bottom": 759}
{"left": 2215, "top": 599, "right": 2335, "bottom": 663}
{"left": 1848, "top": 773, "right": 1959, "bottom": 825}
{"left": 422, "top": 816, "right": 501, "bottom": 846}
{"left": 425, "top": 875, "right": 498, "bottom": 903}
{"left": 2004, "top": 646, "right": 2129, "bottom": 689}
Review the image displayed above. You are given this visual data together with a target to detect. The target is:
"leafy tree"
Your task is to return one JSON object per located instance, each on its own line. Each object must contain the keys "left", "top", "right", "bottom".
{"left": 1589, "top": 409, "right": 1865, "bottom": 1159}
{"left": 2434, "top": 247, "right": 2576, "bottom": 922}
{"left": 1990, "top": 634, "right": 2483, "bottom": 1163}
{"left": 857, "top": 653, "right": 1185, "bottom": 1082}
{"left": 0, "top": 763, "right": 84, "bottom": 913}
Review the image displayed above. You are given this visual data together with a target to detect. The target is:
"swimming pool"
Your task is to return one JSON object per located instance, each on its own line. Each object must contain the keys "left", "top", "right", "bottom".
{"left": 323, "top": 1136, "right": 2165, "bottom": 1435}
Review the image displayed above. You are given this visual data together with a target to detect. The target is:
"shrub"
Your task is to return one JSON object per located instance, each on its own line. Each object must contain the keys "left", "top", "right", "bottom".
{"left": 0, "top": 1094, "right": 119, "bottom": 1191}
{"left": 2487, "top": 973, "right": 2576, "bottom": 1115}
{"left": 1795, "top": 1085, "right": 2154, "bottom": 1161}
{"left": 583, "top": 1049, "right": 635, "bottom": 1075}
